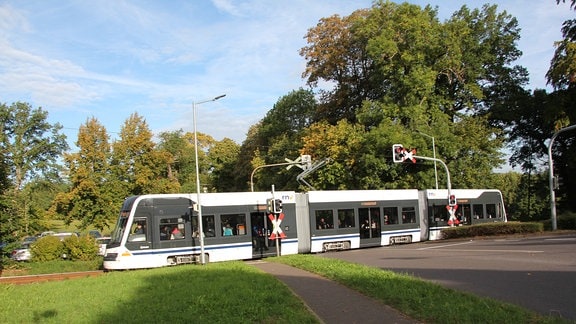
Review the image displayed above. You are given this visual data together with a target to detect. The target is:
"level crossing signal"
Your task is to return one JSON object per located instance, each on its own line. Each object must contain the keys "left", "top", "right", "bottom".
{"left": 392, "top": 144, "right": 417, "bottom": 163}
{"left": 449, "top": 194, "right": 457, "bottom": 206}
{"left": 266, "top": 198, "right": 283, "bottom": 214}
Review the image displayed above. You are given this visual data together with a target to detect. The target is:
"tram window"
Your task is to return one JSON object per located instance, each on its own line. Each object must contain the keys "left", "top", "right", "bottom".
{"left": 315, "top": 210, "right": 333, "bottom": 229}
{"left": 337, "top": 209, "right": 355, "bottom": 228}
{"left": 473, "top": 205, "right": 484, "bottom": 219}
{"left": 370, "top": 209, "right": 381, "bottom": 236}
{"left": 428, "top": 205, "right": 446, "bottom": 222}
{"left": 486, "top": 204, "right": 498, "bottom": 218}
{"left": 128, "top": 218, "right": 148, "bottom": 242}
{"left": 460, "top": 204, "right": 471, "bottom": 224}
{"left": 202, "top": 215, "right": 216, "bottom": 237}
{"left": 401, "top": 207, "right": 416, "bottom": 224}
{"left": 383, "top": 207, "right": 398, "bottom": 224}
{"left": 220, "top": 213, "right": 246, "bottom": 236}
{"left": 159, "top": 218, "right": 186, "bottom": 240}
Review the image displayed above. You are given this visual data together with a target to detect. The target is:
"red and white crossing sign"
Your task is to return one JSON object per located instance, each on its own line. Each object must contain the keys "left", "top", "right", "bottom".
{"left": 446, "top": 205, "right": 460, "bottom": 226}
{"left": 268, "top": 213, "right": 286, "bottom": 240}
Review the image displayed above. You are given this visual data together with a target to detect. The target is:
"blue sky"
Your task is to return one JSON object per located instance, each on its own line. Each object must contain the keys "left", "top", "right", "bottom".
{"left": 0, "top": 0, "right": 573, "bottom": 150}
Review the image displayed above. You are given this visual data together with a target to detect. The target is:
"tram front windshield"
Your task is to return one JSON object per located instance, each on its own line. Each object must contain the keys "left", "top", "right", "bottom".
{"left": 109, "top": 197, "right": 138, "bottom": 245}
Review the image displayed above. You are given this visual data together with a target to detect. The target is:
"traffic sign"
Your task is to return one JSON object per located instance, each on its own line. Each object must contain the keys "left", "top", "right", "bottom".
{"left": 268, "top": 213, "right": 286, "bottom": 240}
{"left": 285, "top": 156, "right": 302, "bottom": 170}
{"left": 446, "top": 205, "right": 460, "bottom": 226}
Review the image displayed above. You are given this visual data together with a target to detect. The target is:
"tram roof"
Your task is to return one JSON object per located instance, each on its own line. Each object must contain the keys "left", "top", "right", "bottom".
{"left": 425, "top": 189, "right": 502, "bottom": 200}
{"left": 199, "top": 191, "right": 297, "bottom": 207}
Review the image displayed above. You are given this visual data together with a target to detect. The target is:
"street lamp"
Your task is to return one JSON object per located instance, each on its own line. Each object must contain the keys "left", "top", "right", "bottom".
{"left": 548, "top": 124, "right": 576, "bottom": 231}
{"left": 417, "top": 130, "right": 439, "bottom": 190}
{"left": 193, "top": 94, "right": 226, "bottom": 264}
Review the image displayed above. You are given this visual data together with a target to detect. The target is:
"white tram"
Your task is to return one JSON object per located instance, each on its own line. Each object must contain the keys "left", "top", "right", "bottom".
{"left": 103, "top": 189, "right": 506, "bottom": 270}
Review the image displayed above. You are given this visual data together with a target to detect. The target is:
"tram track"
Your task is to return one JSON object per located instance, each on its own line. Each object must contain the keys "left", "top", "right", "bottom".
{"left": 0, "top": 270, "right": 104, "bottom": 285}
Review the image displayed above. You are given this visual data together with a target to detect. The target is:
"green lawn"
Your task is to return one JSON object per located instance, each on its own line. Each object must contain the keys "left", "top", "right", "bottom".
{"left": 0, "top": 261, "right": 318, "bottom": 324}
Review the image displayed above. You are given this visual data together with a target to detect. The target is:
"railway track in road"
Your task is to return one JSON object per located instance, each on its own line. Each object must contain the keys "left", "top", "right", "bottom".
{"left": 0, "top": 270, "right": 104, "bottom": 285}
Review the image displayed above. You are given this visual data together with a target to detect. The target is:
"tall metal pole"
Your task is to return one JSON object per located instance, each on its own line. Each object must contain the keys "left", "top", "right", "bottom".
{"left": 193, "top": 94, "right": 226, "bottom": 264}
{"left": 548, "top": 124, "right": 576, "bottom": 231}
{"left": 417, "top": 131, "right": 439, "bottom": 190}
{"left": 414, "top": 155, "right": 450, "bottom": 197}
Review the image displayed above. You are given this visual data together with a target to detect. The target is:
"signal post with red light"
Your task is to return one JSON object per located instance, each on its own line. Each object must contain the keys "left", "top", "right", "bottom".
{"left": 447, "top": 194, "right": 459, "bottom": 226}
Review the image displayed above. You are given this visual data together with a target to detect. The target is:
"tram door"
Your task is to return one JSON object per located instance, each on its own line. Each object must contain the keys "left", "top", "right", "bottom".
{"left": 251, "top": 212, "right": 278, "bottom": 258}
{"left": 359, "top": 207, "right": 381, "bottom": 247}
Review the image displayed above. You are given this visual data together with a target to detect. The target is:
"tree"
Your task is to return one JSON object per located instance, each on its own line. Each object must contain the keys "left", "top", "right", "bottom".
{"left": 491, "top": 0, "right": 576, "bottom": 215}
{"left": 298, "top": 2, "right": 515, "bottom": 190}
{"left": 50, "top": 117, "right": 116, "bottom": 230}
{"left": 234, "top": 123, "right": 262, "bottom": 191}
{"left": 208, "top": 138, "right": 240, "bottom": 192}
{"left": 0, "top": 102, "right": 68, "bottom": 237}
{"left": 550, "top": 0, "right": 576, "bottom": 89}
{"left": 0, "top": 102, "right": 68, "bottom": 191}
{"left": 111, "top": 113, "right": 179, "bottom": 197}
{"left": 237, "top": 89, "right": 317, "bottom": 191}
{"left": 300, "top": 120, "right": 366, "bottom": 190}
{"left": 300, "top": 9, "right": 373, "bottom": 123}
{"left": 156, "top": 130, "right": 195, "bottom": 191}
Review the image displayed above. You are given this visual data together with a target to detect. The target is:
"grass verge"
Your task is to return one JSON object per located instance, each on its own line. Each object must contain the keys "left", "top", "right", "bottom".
{"left": 2, "top": 259, "right": 103, "bottom": 276}
{"left": 272, "top": 254, "right": 570, "bottom": 324}
{"left": 0, "top": 261, "right": 318, "bottom": 324}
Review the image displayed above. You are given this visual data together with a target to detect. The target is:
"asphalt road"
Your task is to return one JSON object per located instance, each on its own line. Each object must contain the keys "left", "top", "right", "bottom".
{"left": 320, "top": 232, "right": 576, "bottom": 321}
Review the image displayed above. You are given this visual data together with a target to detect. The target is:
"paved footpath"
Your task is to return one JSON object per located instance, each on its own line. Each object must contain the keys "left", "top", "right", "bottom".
{"left": 250, "top": 261, "right": 419, "bottom": 324}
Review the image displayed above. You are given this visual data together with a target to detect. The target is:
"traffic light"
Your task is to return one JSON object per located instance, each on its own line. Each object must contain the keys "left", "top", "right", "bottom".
{"left": 392, "top": 144, "right": 405, "bottom": 163}
{"left": 266, "top": 198, "right": 274, "bottom": 213}
{"left": 267, "top": 198, "right": 282, "bottom": 213}
{"left": 301, "top": 154, "right": 312, "bottom": 170}
{"left": 448, "top": 194, "right": 457, "bottom": 206}
{"left": 274, "top": 199, "right": 283, "bottom": 213}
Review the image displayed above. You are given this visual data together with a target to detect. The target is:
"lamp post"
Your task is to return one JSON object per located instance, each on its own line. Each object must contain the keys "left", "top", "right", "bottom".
{"left": 417, "top": 130, "right": 439, "bottom": 190}
{"left": 548, "top": 124, "right": 576, "bottom": 231}
{"left": 193, "top": 94, "right": 226, "bottom": 264}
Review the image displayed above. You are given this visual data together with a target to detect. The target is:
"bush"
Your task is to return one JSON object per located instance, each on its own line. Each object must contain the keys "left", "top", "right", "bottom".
{"left": 441, "top": 222, "right": 543, "bottom": 239}
{"left": 30, "top": 235, "right": 100, "bottom": 262}
{"left": 63, "top": 236, "right": 99, "bottom": 261}
{"left": 31, "top": 236, "right": 65, "bottom": 261}
{"left": 557, "top": 212, "right": 576, "bottom": 230}
{"left": 540, "top": 212, "right": 576, "bottom": 230}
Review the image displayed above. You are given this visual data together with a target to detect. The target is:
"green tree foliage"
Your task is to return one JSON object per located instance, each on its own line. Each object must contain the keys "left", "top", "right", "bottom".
{"left": 548, "top": 0, "right": 576, "bottom": 89}
{"left": 235, "top": 124, "right": 262, "bottom": 190}
{"left": 50, "top": 118, "right": 116, "bottom": 230}
{"left": 156, "top": 130, "right": 197, "bottom": 192}
{"left": 489, "top": 0, "right": 576, "bottom": 215}
{"left": 0, "top": 102, "right": 68, "bottom": 238}
{"left": 208, "top": 138, "right": 240, "bottom": 192}
{"left": 190, "top": 131, "right": 221, "bottom": 193}
{"left": 22, "top": 177, "right": 68, "bottom": 233}
{"left": 239, "top": 89, "right": 317, "bottom": 191}
{"left": 111, "top": 113, "right": 179, "bottom": 196}
{"left": 299, "top": 9, "right": 372, "bottom": 124}
{"left": 157, "top": 129, "right": 241, "bottom": 192}
{"left": 301, "top": 120, "right": 367, "bottom": 190}
{"left": 297, "top": 2, "right": 513, "bottom": 190}
{"left": 0, "top": 102, "right": 68, "bottom": 191}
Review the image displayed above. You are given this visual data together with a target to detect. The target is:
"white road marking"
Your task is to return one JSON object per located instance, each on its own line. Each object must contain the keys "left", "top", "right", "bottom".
{"left": 417, "top": 241, "right": 543, "bottom": 253}
{"left": 418, "top": 241, "right": 474, "bottom": 250}
{"left": 437, "top": 249, "right": 544, "bottom": 253}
